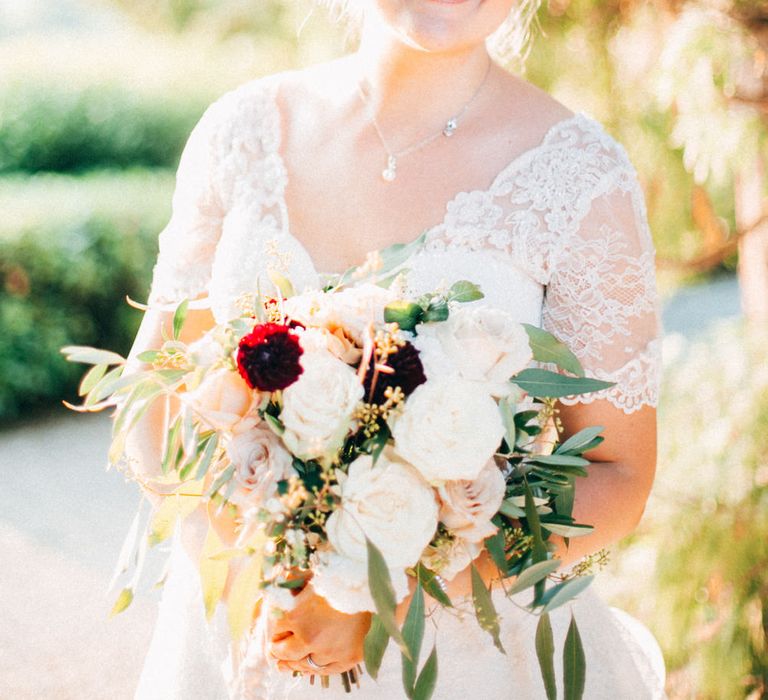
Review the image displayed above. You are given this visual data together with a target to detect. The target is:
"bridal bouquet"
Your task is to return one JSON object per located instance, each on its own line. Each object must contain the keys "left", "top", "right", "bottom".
{"left": 63, "top": 248, "right": 613, "bottom": 700}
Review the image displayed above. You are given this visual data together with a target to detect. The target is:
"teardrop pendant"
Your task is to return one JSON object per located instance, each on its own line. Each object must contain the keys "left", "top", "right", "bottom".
{"left": 382, "top": 155, "right": 397, "bottom": 182}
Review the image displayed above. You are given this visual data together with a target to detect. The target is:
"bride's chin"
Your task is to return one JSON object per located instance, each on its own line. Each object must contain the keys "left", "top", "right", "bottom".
{"left": 374, "top": 0, "right": 508, "bottom": 52}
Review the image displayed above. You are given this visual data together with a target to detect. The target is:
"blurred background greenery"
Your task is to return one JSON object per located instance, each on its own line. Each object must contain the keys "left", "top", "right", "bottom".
{"left": 1, "top": 0, "right": 766, "bottom": 697}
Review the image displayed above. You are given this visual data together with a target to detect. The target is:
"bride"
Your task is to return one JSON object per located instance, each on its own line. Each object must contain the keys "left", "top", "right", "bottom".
{"left": 126, "top": 0, "right": 665, "bottom": 697}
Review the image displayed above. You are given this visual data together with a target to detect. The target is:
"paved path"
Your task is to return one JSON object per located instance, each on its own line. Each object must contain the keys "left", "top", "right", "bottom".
{"left": 0, "top": 410, "right": 154, "bottom": 699}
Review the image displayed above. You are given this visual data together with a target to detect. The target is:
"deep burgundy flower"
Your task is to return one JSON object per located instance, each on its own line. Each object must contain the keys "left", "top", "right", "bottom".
{"left": 363, "top": 340, "right": 427, "bottom": 405}
{"left": 236, "top": 323, "right": 303, "bottom": 392}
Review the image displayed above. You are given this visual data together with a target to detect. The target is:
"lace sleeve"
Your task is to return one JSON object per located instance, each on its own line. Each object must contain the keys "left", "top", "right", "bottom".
{"left": 542, "top": 171, "right": 661, "bottom": 414}
{"left": 147, "top": 101, "right": 227, "bottom": 307}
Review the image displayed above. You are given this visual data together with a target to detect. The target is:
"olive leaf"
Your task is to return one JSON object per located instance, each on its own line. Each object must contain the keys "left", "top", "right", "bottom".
{"left": 366, "top": 538, "right": 410, "bottom": 658}
{"left": 363, "top": 615, "right": 389, "bottom": 680}
{"left": 564, "top": 614, "right": 586, "bottom": 700}
{"left": 522, "top": 324, "right": 584, "bottom": 377}
{"left": 470, "top": 564, "right": 505, "bottom": 654}
{"left": 536, "top": 613, "right": 557, "bottom": 700}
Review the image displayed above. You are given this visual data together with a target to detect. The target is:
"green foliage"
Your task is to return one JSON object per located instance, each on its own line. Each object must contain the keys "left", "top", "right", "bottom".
{"left": 0, "top": 83, "right": 206, "bottom": 173}
{"left": 609, "top": 322, "right": 768, "bottom": 698}
{"left": 0, "top": 170, "right": 172, "bottom": 418}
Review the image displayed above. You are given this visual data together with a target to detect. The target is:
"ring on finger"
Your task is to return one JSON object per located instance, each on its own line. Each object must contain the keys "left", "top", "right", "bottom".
{"left": 306, "top": 654, "right": 325, "bottom": 671}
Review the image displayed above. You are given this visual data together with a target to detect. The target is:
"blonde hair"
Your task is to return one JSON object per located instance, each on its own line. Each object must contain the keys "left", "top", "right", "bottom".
{"left": 316, "top": 0, "right": 542, "bottom": 70}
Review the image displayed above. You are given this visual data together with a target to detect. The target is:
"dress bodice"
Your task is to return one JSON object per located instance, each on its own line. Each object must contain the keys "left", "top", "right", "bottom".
{"left": 148, "top": 76, "right": 660, "bottom": 414}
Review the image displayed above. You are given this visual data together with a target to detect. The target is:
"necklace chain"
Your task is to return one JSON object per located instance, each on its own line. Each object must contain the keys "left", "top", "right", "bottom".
{"left": 357, "top": 59, "right": 492, "bottom": 182}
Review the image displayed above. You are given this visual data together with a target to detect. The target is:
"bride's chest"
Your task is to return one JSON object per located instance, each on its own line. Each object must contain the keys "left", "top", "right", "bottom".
{"left": 207, "top": 191, "right": 545, "bottom": 328}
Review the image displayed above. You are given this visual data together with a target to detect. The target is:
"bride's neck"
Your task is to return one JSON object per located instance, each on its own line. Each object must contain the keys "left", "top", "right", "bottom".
{"left": 351, "top": 21, "right": 493, "bottom": 133}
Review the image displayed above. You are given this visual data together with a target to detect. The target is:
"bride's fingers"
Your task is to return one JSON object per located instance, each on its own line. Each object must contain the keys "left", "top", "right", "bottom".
{"left": 269, "top": 635, "right": 310, "bottom": 662}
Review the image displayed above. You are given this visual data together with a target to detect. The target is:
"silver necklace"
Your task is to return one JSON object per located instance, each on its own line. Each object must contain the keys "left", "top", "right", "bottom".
{"left": 357, "top": 60, "right": 492, "bottom": 182}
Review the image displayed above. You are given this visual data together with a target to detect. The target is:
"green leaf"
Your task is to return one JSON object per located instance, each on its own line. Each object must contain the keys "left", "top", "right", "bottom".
{"left": 61, "top": 345, "right": 125, "bottom": 366}
{"left": 484, "top": 530, "right": 508, "bottom": 575}
{"left": 506, "top": 559, "right": 560, "bottom": 596}
{"left": 555, "top": 480, "right": 576, "bottom": 519}
{"left": 264, "top": 413, "right": 285, "bottom": 436}
{"left": 522, "top": 324, "right": 584, "bottom": 377}
{"left": 366, "top": 538, "right": 409, "bottom": 658}
{"left": 535, "top": 613, "right": 557, "bottom": 700}
{"left": 84, "top": 365, "right": 123, "bottom": 406}
{"left": 268, "top": 269, "right": 295, "bottom": 299}
{"left": 556, "top": 426, "right": 605, "bottom": 455}
{"left": 200, "top": 528, "right": 229, "bottom": 620}
{"left": 499, "top": 398, "right": 517, "bottom": 450}
{"left": 78, "top": 363, "right": 107, "bottom": 396}
{"left": 110, "top": 587, "right": 134, "bottom": 617}
{"left": 512, "top": 369, "right": 615, "bottom": 399}
{"left": 447, "top": 280, "right": 484, "bottom": 303}
{"left": 563, "top": 615, "right": 586, "bottom": 700}
{"left": 540, "top": 522, "right": 594, "bottom": 538}
{"left": 193, "top": 433, "right": 220, "bottom": 481}
{"left": 136, "top": 350, "right": 160, "bottom": 363}
{"left": 539, "top": 576, "right": 594, "bottom": 614}
{"left": 524, "top": 481, "right": 548, "bottom": 600}
{"left": 363, "top": 614, "right": 389, "bottom": 680}
{"left": 499, "top": 499, "right": 527, "bottom": 519}
{"left": 530, "top": 454, "right": 590, "bottom": 468}
{"left": 384, "top": 301, "right": 425, "bottom": 332}
{"left": 206, "top": 463, "right": 235, "bottom": 498}
{"left": 415, "top": 563, "right": 452, "bottom": 608}
{"left": 422, "top": 299, "right": 449, "bottom": 323}
{"left": 412, "top": 645, "right": 438, "bottom": 700}
{"left": 161, "top": 415, "right": 183, "bottom": 475}
{"left": 401, "top": 583, "right": 425, "bottom": 695}
{"left": 369, "top": 423, "right": 390, "bottom": 466}
{"left": 470, "top": 564, "right": 505, "bottom": 654}
{"left": 172, "top": 299, "right": 189, "bottom": 340}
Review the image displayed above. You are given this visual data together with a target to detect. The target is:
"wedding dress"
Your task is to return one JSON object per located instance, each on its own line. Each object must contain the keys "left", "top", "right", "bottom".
{"left": 136, "top": 74, "right": 665, "bottom": 700}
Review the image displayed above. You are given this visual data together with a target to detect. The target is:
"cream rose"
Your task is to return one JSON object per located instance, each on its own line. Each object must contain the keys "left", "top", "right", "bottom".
{"left": 390, "top": 376, "right": 505, "bottom": 483}
{"left": 326, "top": 451, "right": 438, "bottom": 569}
{"left": 280, "top": 350, "right": 363, "bottom": 460}
{"left": 226, "top": 420, "right": 296, "bottom": 508}
{"left": 438, "top": 459, "right": 506, "bottom": 543}
{"left": 187, "top": 331, "right": 226, "bottom": 368}
{"left": 184, "top": 368, "right": 259, "bottom": 431}
{"left": 415, "top": 307, "right": 533, "bottom": 396}
{"left": 297, "top": 327, "right": 361, "bottom": 365}
{"left": 420, "top": 538, "right": 482, "bottom": 582}
{"left": 327, "top": 283, "right": 394, "bottom": 341}
{"left": 312, "top": 551, "right": 410, "bottom": 614}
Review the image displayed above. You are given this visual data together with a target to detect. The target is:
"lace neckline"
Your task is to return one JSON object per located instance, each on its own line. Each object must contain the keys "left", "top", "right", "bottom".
{"left": 263, "top": 81, "right": 591, "bottom": 277}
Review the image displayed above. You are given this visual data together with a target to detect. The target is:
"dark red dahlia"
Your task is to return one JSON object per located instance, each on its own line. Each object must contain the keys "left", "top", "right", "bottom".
{"left": 363, "top": 341, "right": 426, "bottom": 405}
{"left": 236, "top": 323, "right": 303, "bottom": 392}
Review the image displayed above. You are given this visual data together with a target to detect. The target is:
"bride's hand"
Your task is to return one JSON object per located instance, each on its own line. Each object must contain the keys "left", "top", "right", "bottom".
{"left": 267, "top": 584, "right": 372, "bottom": 676}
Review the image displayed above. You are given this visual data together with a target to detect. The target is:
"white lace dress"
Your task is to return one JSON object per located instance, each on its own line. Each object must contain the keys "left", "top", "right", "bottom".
{"left": 135, "top": 75, "right": 665, "bottom": 700}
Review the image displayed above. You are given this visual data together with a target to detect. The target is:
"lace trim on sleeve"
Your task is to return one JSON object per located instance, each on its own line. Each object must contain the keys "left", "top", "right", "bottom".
{"left": 558, "top": 338, "right": 661, "bottom": 413}
{"left": 419, "top": 114, "right": 661, "bottom": 413}
{"left": 147, "top": 80, "right": 282, "bottom": 308}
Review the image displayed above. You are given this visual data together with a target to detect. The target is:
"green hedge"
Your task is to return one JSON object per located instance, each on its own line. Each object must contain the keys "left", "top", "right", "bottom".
{"left": 0, "top": 83, "right": 206, "bottom": 173}
{"left": 0, "top": 170, "right": 174, "bottom": 418}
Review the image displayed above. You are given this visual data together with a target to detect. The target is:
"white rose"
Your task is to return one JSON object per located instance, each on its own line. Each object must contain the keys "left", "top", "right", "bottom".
{"left": 226, "top": 420, "right": 296, "bottom": 508}
{"left": 327, "top": 283, "right": 394, "bottom": 341}
{"left": 391, "top": 376, "right": 505, "bottom": 483}
{"left": 187, "top": 331, "right": 226, "bottom": 368}
{"left": 415, "top": 307, "right": 533, "bottom": 396}
{"left": 184, "top": 368, "right": 259, "bottom": 431}
{"left": 421, "top": 538, "right": 482, "bottom": 582}
{"left": 281, "top": 350, "right": 363, "bottom": 461}
{"left": 438, "top": 459, "right": 506, "bottom": 543}
{"left": 284, "top": 290, "right": 334, "bottom": 329}
{"left": 326, "top": 451, "right": 438, "bottom": 569}
{"left": 312, "top": 551, "right": 409, "bottom": 614}
{"left": 297, "top": 327, "right": 361, "bottom": 365}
